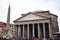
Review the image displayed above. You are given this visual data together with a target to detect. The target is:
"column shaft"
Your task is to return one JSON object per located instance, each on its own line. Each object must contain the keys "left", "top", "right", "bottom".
{"left": 27, "top": 24, "right": 29, "bottom": 39}
{"left": 49, "top": 23, "right": 51, "bottom": 37}
{"left": 33, "top": 24, "right": 34, "bottom": 37}
{"left": 23, "top": 24, "right": 24, "bottom": 38}
{"left": 38, "top": 23, "right": 40, "bottom": 37}
{"left": 43, "top": 23, "right": 46, "bottom": 40}
{"left": 18, "top": 25, "right": 20, "bottom": 37}
{"left": 20, "top": 26, "right": 21, "bottom": 37}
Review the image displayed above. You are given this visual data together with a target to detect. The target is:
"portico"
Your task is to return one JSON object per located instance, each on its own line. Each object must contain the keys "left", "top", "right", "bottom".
{"left": 13, "top": 11, "right": 59, "bottom": 40}
{"left": 14, "top": 19, "right": 51, "bottom": 40}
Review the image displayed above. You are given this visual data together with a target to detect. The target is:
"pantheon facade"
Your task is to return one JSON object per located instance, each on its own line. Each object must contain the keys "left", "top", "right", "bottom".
{"left": 13, "top": 11, "right": 59, "bottom": 40}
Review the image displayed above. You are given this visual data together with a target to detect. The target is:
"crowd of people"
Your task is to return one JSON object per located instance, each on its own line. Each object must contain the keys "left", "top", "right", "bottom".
{"left": 0, "top": 37, "right": 54, "bottom": 40}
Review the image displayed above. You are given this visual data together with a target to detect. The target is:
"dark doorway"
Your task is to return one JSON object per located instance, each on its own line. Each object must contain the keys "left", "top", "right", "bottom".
{"left": 29, "top": 24, "right": 33, "bottom": 39}
{"left": 34, "top": 23, "right": 38, "bottom": 38}
{"left": 45, "top": 23, "right": 49, "bottom": 39}
{"left": 20, "top": 25, "right": 23, "bottom": 37}
{"left": 24, "top": 24, "right": 27, "bottom": 38}
{"left": 40, "top": 23, "right": 43, "bottom": 38}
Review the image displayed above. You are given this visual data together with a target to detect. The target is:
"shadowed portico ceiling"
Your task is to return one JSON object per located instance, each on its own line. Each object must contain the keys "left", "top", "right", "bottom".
{"left": 13, "top": 12, "right": 50, "bottom": 22}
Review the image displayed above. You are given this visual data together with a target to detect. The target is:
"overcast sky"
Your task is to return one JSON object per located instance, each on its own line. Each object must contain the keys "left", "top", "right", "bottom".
{"left": 0, "top": 0, "right": 60, "bottom": 31}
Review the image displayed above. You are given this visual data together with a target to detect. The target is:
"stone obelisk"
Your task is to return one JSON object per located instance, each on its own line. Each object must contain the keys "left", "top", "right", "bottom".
{"left": 5, "top": 4, "right": 12, "bottom": 39}
{"left": 6, "top": 4, "right": 10, "bottom": 28}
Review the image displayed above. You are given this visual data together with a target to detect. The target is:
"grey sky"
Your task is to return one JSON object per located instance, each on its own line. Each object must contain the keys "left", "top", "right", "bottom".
{"left": 0, "top": 0, "right": 60, "bottom": 31}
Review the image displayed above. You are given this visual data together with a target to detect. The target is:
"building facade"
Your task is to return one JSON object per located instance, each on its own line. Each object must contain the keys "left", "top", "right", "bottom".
{"left": 13, "top": 11, "right": 59, "bottom": 40}
{"left": 0, "top": 22, "right": 6, "bottom": 37}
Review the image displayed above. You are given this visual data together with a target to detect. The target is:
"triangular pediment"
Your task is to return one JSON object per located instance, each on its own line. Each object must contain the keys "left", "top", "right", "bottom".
{"left": 14, "top": 13, "right": 48, "bottom": 22}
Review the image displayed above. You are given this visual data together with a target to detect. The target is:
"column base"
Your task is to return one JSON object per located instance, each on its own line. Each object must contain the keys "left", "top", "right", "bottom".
{"left": 43, "top": 38, "right": 47, "bottom": 40}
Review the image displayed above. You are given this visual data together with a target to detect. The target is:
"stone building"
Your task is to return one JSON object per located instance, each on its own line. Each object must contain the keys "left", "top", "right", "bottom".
{"left": 13, "top": 11, "right": 59, "bottom": 40}
{"left": 0, "top": 22, "right": 6, "bottom": 38}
